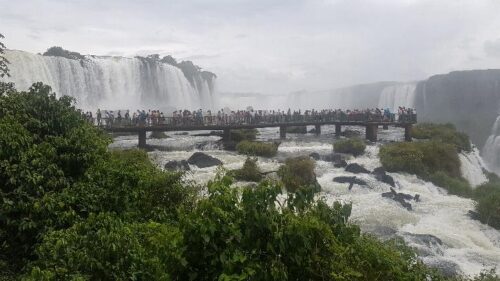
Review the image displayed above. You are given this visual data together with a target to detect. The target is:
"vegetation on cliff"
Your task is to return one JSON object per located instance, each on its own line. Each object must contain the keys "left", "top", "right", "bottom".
{"left": 42, "top": 46, "right": 86, "bottom": 60}
{"left": 334, "top": 138, "right": 366, "bottom": 156}
{"left": 0, "top": 33, "right": 9, "bottom": 78}
{"left": 236, "top": 140, "right": 278, "bottom": 157}
{"left": 412, "top": 123, "right": 471, "bottom": 152}
{"left": 0, "top": 82, "right": 498, "bottom": 279}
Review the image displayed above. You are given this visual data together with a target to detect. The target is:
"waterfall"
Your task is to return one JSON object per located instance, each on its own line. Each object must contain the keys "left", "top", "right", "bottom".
{"left": 2, "top": 50, "right": 217, "bottom": 111}
{"left": 459, "top": 147, "right": 488, "bottom": 187}
{"left": 377, "top": 83, "right": 417, "bottom": 111}
{"left": 482, "top": 116, "right": 500, "bottom": 175}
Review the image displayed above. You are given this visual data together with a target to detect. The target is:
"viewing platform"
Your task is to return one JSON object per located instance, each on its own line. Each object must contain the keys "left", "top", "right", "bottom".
{"left": 98, "top": 113, "right": 417, "bottom": 148}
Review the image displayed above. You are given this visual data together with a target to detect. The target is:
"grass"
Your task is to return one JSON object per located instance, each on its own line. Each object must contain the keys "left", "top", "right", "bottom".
{"left": 334, "top": 138, "right": 366, "bottom": 156}
{"left": 472, "top": 182, "right": 500, "bottom": 230}
{"left": 229, "top": 157, "right": 263, "bottom": 182}
{"left": 412, "top": 123, "right": 471, "bottom": 152}
{"left": 236, "top": 140, "right": 278, "bottom": 157}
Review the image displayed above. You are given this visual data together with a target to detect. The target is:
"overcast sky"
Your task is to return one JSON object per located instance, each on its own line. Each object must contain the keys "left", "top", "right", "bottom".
{"left": 2, "top": 0, "right": 500, "bottom": 95}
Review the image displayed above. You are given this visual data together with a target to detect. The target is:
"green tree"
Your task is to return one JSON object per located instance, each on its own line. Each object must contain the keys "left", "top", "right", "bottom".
{"left": 0, "top": 33, "right": 9, "bottom": 78}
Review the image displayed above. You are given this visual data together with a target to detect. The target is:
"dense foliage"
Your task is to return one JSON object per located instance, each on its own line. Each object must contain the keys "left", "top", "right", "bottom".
{"left": 472, "top": 182, "right": 500, "bottom": 229}
{"left": 412, "top": 123, "right": 471, "bottom": 152}
{"left": 278, "top": 156, "right": 320, "bottom": 193}
{"left": 334, "top": 138, "right": 366, "bottom": 156}
{"left": 379, "top": 141, "right": 461, "bottom": 180}
{"left": 229, "top": 157, "right": 263, "bottom": 182}
{"left": 236, "top": 140, "right": 279, "bottom": 157}
{"left": 1, "top": 85, "right": 498, "bottom": 280}
{"left": 42, "top": 46, "right": 86, "bottom": 60}
{"left": 0, "top": 33, "right": 9, "bottom": 78}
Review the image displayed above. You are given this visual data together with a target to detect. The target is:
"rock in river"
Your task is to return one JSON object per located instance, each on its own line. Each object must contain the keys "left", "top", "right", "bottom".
{"left": 345, "top": 163, "right": 370, "bottom": 174}
{"left": 187, "top": 152, "right": 222, "bottom": 168}
{"left": 164, "top": 160, "right": 190, "bottom": 171}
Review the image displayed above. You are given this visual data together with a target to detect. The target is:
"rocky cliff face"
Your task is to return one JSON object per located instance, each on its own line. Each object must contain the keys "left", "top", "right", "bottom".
{"left": 414, "top": 70, "right": 500, "bottom": 147}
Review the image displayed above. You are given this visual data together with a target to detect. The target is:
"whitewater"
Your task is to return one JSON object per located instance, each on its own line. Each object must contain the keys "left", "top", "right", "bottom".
{"left": 111, "top": 126, "right": 500, "bottom": 277}
{"left": 2, "top": 50, "right": 217, "bottom": 110}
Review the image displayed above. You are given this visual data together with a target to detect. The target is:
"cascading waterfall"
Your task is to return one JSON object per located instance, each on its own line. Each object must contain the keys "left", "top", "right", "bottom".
{"left": 2, "top": 50, "right": 217, "bottom": 111}
{"left": 377, "top": 83, "right": 417, "bottom": 111}
{"left": 482, "top": 116, "right": 500, "bottom": 174}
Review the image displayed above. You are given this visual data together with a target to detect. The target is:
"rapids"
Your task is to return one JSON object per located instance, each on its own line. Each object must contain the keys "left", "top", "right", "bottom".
{"left": 111, "top": 125, "right": 500, "bottom": 277}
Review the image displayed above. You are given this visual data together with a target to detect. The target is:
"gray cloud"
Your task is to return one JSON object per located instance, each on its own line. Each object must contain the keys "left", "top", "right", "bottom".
{"left": 1, "top": 0, "right": 500, "bottom": 94}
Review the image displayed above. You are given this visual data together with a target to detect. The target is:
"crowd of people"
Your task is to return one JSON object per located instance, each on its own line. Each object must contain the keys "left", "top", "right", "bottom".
{"left": 83, "top": 107, "right": 417, "bottom": 127}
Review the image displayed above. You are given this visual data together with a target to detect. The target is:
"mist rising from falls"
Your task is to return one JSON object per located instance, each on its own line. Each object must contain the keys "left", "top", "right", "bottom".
{"left": 482, "top": 116, "right": 500, "bottom": 174}
{"left": 377, "top": 83, "right": 417, "bottom": 111}
{"left": 3, "top": 50, "right": 217, "bottom": 111}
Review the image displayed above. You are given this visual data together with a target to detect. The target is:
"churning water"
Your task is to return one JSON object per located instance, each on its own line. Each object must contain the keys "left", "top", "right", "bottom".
{"left": 112, "top": 125, "right": 499, "bottom": 277}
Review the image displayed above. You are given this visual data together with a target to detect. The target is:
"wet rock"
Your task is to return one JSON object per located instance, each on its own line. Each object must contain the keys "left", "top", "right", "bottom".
{"left": 468, "top": 210, "right": 481, "bottom": 221}
{"left": 381, "top": 188, "right": 419, "bottom": 211}
{"left": 333, "top": 176, "right": 368, "bottom": 190}
{"left": 406, "top": 233, "right": 443, "bottom": 247}
{"left": 372, "top": 167, "right": 395, "bottom": 187}
{"left": 164, "top": 160, "right": 190, "bottom": 171}
{"left": 174, "top": 132, "right": 189, "bottom": 135}
{"left": 333, "top": 159, "right": 348, "bottom": 168}
{"left": 322, "top": 153, "right": 343, "bottom": 163}
{"left": 345, "top": 163, "right": 370, "bottom": 174}
{"left": 187, "top": 152, "right": 222, "bottom": 168}
{"left": 309, "top": 152, "right": 321, "bottom": 160}
{"left": 192, "top": 131, "right": 223, "bottom": 137}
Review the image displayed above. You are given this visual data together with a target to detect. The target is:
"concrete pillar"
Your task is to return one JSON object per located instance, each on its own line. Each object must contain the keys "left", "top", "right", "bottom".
{"left": 404, "top": 125, "right": 412, "bottom": 142}
{"left": 335, "top": 124, "right": 342, "bottom": 135}
{"left": 365, "top": 124, "right": 378, "bottom": 142}
{"left": 223, "top": 129, "right": 232, "bottom": 141}
{"left": 280, "top": 126, "right": 287, "bottom": 139}
{"left": 382, "top": 124, "right": 389, "bottom": 130}
{"left": 315, "top": 124, "right": 321, "bottom": 136}
{"left": 138, "top": 130, "right": 147, "bottom": 148}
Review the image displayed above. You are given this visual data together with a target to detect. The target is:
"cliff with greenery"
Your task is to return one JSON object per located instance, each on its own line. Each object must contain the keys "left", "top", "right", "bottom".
{"left": 0, "top": 80, "right": 498, "bottom": 279}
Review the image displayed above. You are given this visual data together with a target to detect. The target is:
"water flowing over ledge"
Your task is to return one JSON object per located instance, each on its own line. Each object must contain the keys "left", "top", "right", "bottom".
{"left": 2, "top": 50, "right": 217, "bottom": 110}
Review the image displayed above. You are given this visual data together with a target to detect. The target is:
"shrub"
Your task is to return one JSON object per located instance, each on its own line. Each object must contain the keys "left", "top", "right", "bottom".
{"left": 230, "top": 157, "right": 263, "bottom": 182}
{"left": 278, "top": 156, "right": 320, "bottom": 193}
{"left": 236, "top": 140, "right": 278, "bottom": 157}
{"left": 334, "top": 138, "right": 366, "bottom": 156}
{"left": 379, "top": 142, "right": 426, "bottom": 176}
{"left": 230, "top": 129, "right": 258, "bottom": 142}
{"left": 473, "top": 183, "right": 500, "bottom": 229}
{"left": 412, "top": 123, "right": 471, "bottom": 152}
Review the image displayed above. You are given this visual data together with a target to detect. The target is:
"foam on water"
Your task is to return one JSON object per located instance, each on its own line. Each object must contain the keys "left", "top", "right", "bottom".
{"left": 459, "top": 147, "right": 488, "bottom": 187}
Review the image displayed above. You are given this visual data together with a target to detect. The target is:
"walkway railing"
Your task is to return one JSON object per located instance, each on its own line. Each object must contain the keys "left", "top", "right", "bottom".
{"left": 89, "top": 112, "right": 417, "bottom": 129}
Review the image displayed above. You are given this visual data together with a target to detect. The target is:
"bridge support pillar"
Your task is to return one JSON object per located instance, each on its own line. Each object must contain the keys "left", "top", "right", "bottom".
{"left": 223, "top": 129, "right": 232, "bottom": 141}
{"left": 138, "top": 130, "right": 147, "bottom": 148}
{"left": 280, "top": 126, "right": 287, "bottom": 139}
{"left": 382, "top": 124, "right": 389, "bottom": 130}
{"left": 335, "top": 124, "right": 342, "bottom": 136}
{"left": 404, "top": 125, "right": 412, "bottom": 142}
{"left": 365, "top": 124, "right": 378, "bottom": 142}
{"left": 315, "top": 125, "right": 321, "bottom": 136}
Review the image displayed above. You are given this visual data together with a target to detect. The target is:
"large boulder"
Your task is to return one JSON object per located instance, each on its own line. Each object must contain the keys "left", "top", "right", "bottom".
{"left": 164, "top": 160, "right": 190, "bottom": 171}
{"left": 309, "top": 152, "right": 321, "bottom": 160}
{"left": 322, "top": 153, "right": 348, "bottom": 168}
{"left": 345, "top": 163, "right": 370, "bottom": 174}
{"left": 187, "top": 152, "right": 222, "bottom": 168}
{"left": 372, "top": 167, "right": 396, "bottom": 187}
{"left": 334, "top": 159, "right": 348, "bottom": 168}
{"left": 333, "top": 176, "right": 368, "bottom": 190}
